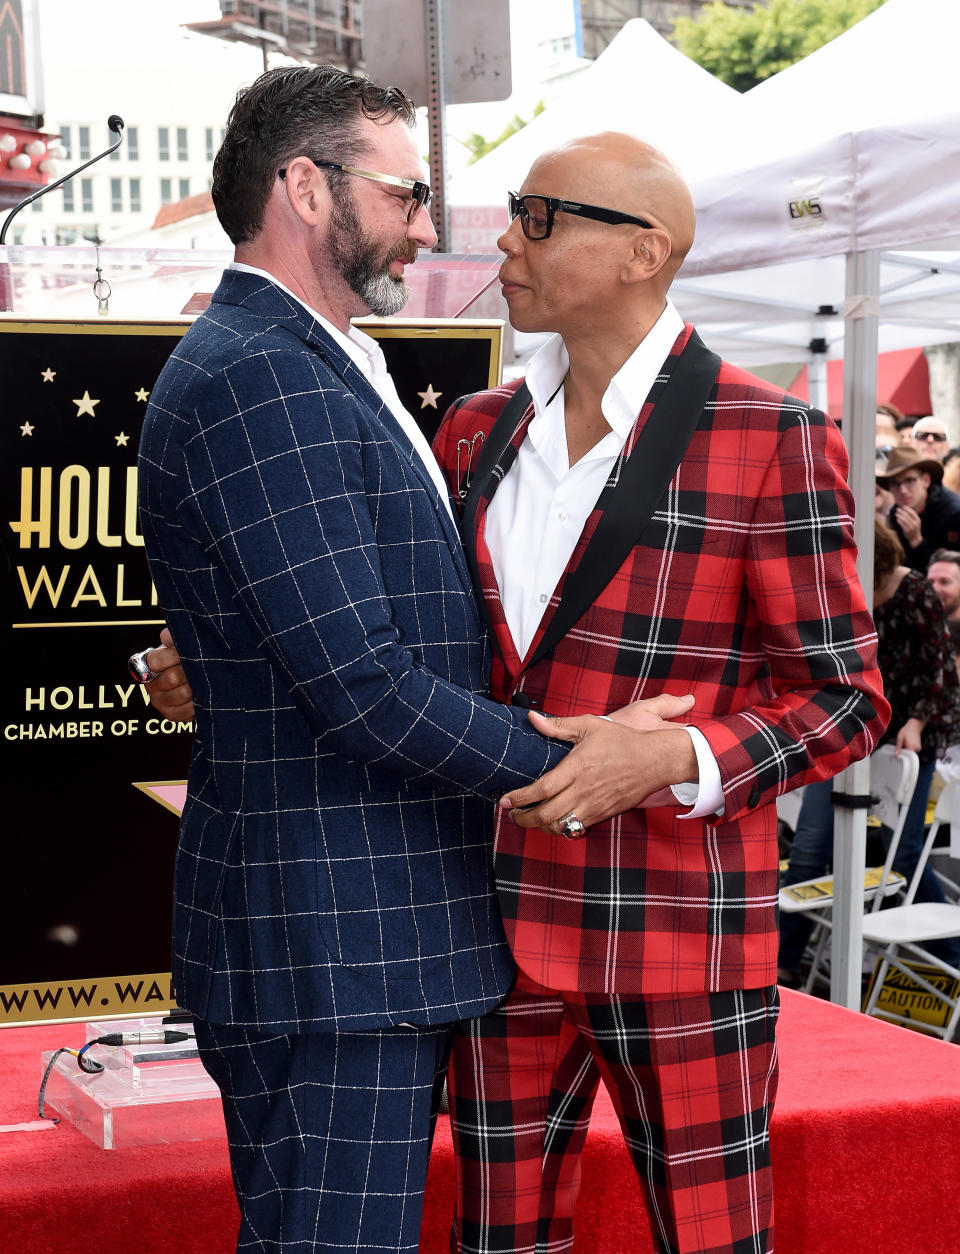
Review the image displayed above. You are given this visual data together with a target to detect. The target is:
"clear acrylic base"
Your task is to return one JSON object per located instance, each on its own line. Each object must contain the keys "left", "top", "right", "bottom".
{"left": 40, "top": 1016, "right": 224, "bottom": 1149}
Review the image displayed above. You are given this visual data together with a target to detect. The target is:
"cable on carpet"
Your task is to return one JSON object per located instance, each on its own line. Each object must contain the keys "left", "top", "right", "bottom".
{"left": 38, "top": 1030, "right": 190, "bottom": 1123}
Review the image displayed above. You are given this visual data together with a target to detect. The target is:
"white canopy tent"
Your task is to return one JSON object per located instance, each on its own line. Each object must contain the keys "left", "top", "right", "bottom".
{"left": 687, "top": 0, "right": 960, "bottom": 265}
{"left": 675, "top": 0, "right": 960, "bottom": 381}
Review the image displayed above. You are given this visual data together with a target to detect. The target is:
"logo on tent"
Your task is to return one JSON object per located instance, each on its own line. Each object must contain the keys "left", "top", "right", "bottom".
{"left": 786, "top": 175, "right": 828, "bottom": 231}
{"left": 789, "top": 197, "right": 823, "bottom": 219}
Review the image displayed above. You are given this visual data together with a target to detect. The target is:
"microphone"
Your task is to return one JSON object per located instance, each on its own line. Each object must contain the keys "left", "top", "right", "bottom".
{"left": 0, "top": 114, "right": 125, "bottom": 245}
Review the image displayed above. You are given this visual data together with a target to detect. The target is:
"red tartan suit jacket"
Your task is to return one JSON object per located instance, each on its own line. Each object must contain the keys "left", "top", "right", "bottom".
{"left": 432, "top": 324, "right": 889, "bottom": 998}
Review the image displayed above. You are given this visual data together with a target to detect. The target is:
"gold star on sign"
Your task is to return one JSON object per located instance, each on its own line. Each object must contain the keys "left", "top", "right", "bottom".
{"left": 20, "top": 421, "right": 34, "bottom": 436}
{"left": 135, "top": 387, "right": 150, "bottom": 402}
{"left": 73, "top": 390, "right": 100, "bottom": 417}
{"left": 41, "top": 368, "right": 56, "bottom": 382}
{"left": 115, "top": 431, "right": 130, "bottom": 446}
{"left": 417, "top": 382, "right": 443, "bottom": 410}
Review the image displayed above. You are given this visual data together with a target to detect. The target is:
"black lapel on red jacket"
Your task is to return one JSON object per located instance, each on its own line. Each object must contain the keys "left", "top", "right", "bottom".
{"left": 526, "top": 329, "right": 721, "bottom": 670}
{"left": 460, "top": 383, "right": 533, "bottom": 653}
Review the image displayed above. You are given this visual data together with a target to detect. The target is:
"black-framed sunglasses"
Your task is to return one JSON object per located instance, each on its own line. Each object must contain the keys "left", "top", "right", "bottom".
{"left": 507, "top": 192, "right": 654, "bottom": 241}
{"left": 278, "top": 160, "right": 432, "bottom": 223}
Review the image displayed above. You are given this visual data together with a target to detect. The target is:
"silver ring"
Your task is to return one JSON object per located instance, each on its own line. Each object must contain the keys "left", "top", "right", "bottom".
{"left": 560, "top": 813, "right": 586, "bottom": 840}
{"left": 128, "top": 647, "right": 160, "bottom": 684}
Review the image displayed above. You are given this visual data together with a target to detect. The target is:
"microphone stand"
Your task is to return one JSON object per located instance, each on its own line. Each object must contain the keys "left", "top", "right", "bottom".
{"left": 0, "top": 115, "right": 125, "bottom": 310}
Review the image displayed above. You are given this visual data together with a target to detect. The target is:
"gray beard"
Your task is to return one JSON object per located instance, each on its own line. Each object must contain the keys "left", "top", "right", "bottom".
{"left": 328, "top": 185, "right": 410, "bottom": 317}
{"left": 360, "top": 268, "right": 409, "bottom": 317}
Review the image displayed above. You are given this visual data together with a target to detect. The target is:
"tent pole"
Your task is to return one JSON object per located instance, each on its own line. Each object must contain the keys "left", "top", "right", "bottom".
{"left": 831, "top": 248, "right": 879, "bottom": 1009}
{"left": 808, "top": 345, "right": 828, "bottom": 412}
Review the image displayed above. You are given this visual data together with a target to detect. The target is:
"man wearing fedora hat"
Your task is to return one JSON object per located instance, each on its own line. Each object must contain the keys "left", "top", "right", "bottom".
{"left": 877, "top": 445, "right": 960, "bottom": 572}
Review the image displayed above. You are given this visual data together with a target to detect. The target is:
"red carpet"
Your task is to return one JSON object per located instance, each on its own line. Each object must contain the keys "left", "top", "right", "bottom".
{"left": 2, "top": 990, "right": 959, "bottom": 1253}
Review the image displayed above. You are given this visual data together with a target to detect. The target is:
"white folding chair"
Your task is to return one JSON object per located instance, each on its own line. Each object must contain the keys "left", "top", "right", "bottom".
{"left": 928, "top": 745, "right": 960, "bottom": 904}
{"left": 929, "top": 851, "right": 960, "bottom": 905}
{"left": 862, "top": 778, "right": 960, "bottom": 1041}
{"left": 778, "top": 745, "right": 919, "bottom": 993}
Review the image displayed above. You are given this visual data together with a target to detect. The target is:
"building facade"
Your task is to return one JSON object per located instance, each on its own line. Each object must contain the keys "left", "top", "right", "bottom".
{"left": 185, "top": 0, "right": 363, "bottom": 71}
{"left": 0, "top": 0, "right": 58, "bottom": 218}
{"left": 16, "top": 19, "right": 264, "bottom": 246}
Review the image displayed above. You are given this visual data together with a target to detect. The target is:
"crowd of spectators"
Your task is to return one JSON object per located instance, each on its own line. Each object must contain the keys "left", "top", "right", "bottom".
{"left": 779, "top": 404, "right": 960, "bottom": 988}
{"left": 874, "top": 406, "right": 960, "bottom": 568}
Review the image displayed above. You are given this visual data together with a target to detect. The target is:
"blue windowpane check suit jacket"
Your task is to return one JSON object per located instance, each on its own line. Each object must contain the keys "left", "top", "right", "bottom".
{"left": 138, "top": 269, "right": 565, "bottom": 1034}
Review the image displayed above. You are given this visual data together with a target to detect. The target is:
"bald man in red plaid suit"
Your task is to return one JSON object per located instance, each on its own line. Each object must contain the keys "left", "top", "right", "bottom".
{"left": 432, "top": 133, "right": 888, "bottom": 1254}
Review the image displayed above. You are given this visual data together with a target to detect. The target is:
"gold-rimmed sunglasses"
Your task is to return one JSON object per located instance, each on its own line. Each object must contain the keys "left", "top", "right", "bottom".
{"left": 279, "top": 160, "right": 432, "bottom": 223}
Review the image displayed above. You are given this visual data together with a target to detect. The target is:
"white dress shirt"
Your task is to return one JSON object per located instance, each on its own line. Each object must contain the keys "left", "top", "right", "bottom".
{"left": 229, "top": 263, "right": 454, "bottom": 520}
{"left": 485, "top": 301, "right": 723, "bottom": 818}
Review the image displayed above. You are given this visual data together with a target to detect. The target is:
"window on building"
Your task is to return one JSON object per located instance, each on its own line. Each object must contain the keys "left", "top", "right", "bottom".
{"left": 57, "top": 227, "right": 78, "bottom": 245}
{"left": 59, "top": 125, "right": 72, "bottom": 159}
{"left": 177, "top": 127, "right": 188, "bottom": 161}
{"left": 158, "top": 127, "right": 170, "bottom": 161}
{"left": 81, "top": 178, "right": 93, "bottom": 213}
{"left": 127, "top": 126, "right": 139, "bottom": 161}
{"left": 178, "top": 177, "right": 190, "bottom": 200}
{"left": 63, "top": 183, "right": 74, "bottom": 212}
{"left": 205, "top": 126, "right": 215, "bottom": 162}
{"left": 78, "top": 126, "right": 90, "bottom": 160}
{"left": 160, "top": 177, "right": 172, "bottom": 204}
{"left": 110, "top": 178, "right": 123, "bottom": 212}
{"left": 129, "top": 177, "right": 142, "bottom": 213}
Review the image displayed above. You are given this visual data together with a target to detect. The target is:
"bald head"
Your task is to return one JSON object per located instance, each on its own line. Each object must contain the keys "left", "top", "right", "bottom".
{"left": 525, "top": 132, "right": 696, "bottom": 282}
{"left": 499, "top": 131, "right": 697, "bottom": 344}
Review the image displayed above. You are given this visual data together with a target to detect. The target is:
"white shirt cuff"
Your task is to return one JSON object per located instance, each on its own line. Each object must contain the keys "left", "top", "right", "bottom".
{"left": 671, "top": 726, "right": 725, "bottom": 819}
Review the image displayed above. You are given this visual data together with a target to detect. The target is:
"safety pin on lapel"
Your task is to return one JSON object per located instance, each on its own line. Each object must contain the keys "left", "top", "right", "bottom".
{"left": 456, "top": 431, "right": 486, "bottom": 500}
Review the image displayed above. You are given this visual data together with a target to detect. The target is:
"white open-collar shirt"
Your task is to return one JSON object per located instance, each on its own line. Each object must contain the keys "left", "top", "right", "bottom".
{"left": 485, "top": 301, "right": 722, "bottom": 818}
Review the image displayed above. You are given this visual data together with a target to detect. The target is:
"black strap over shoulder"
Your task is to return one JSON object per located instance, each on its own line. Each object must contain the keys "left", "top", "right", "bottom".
{"left": 460, "top": 383, "right": 531, "bottom": 503}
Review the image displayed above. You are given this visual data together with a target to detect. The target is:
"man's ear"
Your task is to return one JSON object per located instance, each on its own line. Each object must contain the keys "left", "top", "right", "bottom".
{"left": 623, "top": 229, "right": 672, "bottom": 284}
{"left": 279, "top": 156, "right": 327, "bottom": 227}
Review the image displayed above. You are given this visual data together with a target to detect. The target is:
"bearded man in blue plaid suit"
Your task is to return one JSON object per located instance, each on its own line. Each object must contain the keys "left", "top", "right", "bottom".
{"left": 138, "top": 67, "right": 686, "bottom": 1254}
